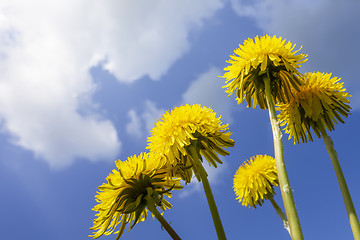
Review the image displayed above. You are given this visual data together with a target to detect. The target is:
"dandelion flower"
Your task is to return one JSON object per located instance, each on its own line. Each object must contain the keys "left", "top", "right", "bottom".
{"left": 147, "top": 104, "right": 234, "bottom": 183}
{"left": 222, "top": 35, "right": 308, "bottom": 109}
{"left": 277, "top": 72, "right": 351, "bottom": 144}
{"left": 90, "top": 152, "right": 182, "bottom": 239}
{"left": 233, "top": 155, "right": 278, "bottom": 208}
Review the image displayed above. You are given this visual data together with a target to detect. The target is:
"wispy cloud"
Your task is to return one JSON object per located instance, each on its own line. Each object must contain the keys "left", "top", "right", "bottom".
{"left": 126, "top": 100, "right": 165, "bottom": 139}
{"left": 126, "top": 109, "right": 143, "bottom": 139}
{"left": 182, "top": 67, "right": 234, "bottom": 124}
{"left": 142, "top": 100, "right": 165, "bottom": 136}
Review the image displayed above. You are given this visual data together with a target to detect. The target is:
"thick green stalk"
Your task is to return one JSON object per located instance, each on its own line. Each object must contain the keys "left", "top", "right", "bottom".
{"left": 264, "top": 77, "right": 304, "bottom": 240}
{"left": 318, "top": 121, "right": 360, "bottom": 240}
{"left": 146, "top": 196, "right": 182, "bottom": 240}
{"left": 188, "top": 146, "right": 227, "bottom": 240}
{"left": 270, "top": 197, "right": 290, "bottom": 236}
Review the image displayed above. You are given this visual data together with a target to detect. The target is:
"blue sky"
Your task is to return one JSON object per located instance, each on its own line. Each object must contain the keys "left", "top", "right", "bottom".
{"left": 0, "top": 0, "right": 359, "bottom": 239}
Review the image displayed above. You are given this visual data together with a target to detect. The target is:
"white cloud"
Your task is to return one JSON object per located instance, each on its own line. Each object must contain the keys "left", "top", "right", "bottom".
{"left": 126, "top": 110, "right": 143, "bottom": 139}
{"left": 142, "top": 100, "right": 165, "bottom": 136}
{"left": 101, "top": 0, "right": 224, "bottom": 82}
{"left": 0, "top": 0, "right": 223, "bottom": 167}
{"left": 182, "top": 67, "right": 233, "bottom": 124}
{"left": 126, "top": 100, "right": 165, "bottom": 139}
{"left": 230, "top": 0, "right": 360, "bottom": 107}
{"left": 0, "top": 4, "right": 121, "bottom": 168}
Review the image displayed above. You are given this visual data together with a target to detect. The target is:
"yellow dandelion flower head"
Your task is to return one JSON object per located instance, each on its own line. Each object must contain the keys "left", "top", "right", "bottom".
{"left": 222, "top": 35, "right": 308, "bottom": 109}
{"left": 90, "top": 152, "right": 182, "bottom": 239}
{"left": 277, "top": 72, "right": 351, "bottom": 144}
{"left": 233, "top": 155, "right": 278, "bottom": 209}
{"left": 147, "top": 104, "right": 234, "bottom": 183}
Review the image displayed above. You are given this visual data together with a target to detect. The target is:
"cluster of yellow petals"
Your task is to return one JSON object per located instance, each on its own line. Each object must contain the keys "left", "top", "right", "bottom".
{"left": 222, "top": 34, "right": 307, "bottom": 109}
{"left": 147, "top": 104, "right": 229, "bottom": 162}
{"left": 147, "top": 104, "right": 230, "bottom": 162}
{"left": 90, "top": 152, "right": 181, "bottom": 239}
{"left": 278, "top": 72, "right": 351, "bottom": 144}
{"left": 147, "top": 104, "right": 234, "bottom": 183}
{"left": 233, "top": 155, "right": 278, "bottom": 208}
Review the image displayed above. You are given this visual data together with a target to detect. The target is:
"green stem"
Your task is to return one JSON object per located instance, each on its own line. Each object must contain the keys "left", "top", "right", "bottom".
{"left": 198, "top": 163, "right": 227, "bottom": 240}
{"left": 188, "top": 146, "right": 227, "bottom": 240}
{"left": 270, "top": 197, "right": 291, "bottom": 236}
{"left": 318, "top": 121, "right": 360, "bottom": 240}
{"left": 146, "top": 197, "right": 182, "bottom": 240}
{"left": 264, "top": 77, "right": 304, "bottom": 240}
